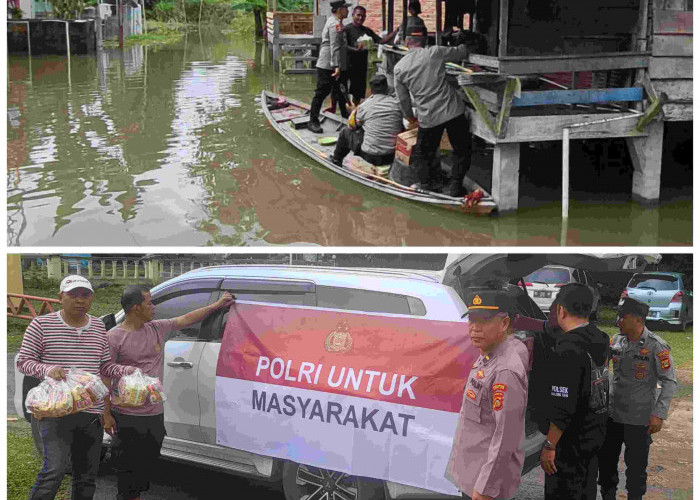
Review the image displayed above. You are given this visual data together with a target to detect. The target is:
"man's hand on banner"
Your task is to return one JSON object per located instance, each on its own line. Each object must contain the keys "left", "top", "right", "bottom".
{"left": 471, "top": 490, "right": 493, "bottom": 500}
{"left": 215, "top": 291, "right": 236, "bottom": 309}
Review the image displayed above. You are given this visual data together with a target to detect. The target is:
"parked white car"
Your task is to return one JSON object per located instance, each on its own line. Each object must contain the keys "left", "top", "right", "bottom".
{"left": 522, "top": 265, "right": 602, "bottom": 320}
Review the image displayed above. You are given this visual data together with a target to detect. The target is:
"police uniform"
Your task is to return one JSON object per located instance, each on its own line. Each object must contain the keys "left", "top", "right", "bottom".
{"left": 309, "top": 3, "right": 350, "bottom": 129}
{"left": 445, "top": 291, "right": 529, "bottom": 499}
{"left": 598, "top": 298, "right": 678, "bottom": 500}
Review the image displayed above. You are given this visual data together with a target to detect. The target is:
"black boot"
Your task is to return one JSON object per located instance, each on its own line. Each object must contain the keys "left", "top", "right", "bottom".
{"left": 308, "top": 121, "right": 323, "bottom": 134}
{"left": 443, "top": 179, "right": 466, "bottom": 197}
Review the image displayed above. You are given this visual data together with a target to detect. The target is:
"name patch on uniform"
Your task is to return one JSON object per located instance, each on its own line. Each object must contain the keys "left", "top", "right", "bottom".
{"left": 469, "top": 378, "right": 483, "bottom": 391}
{"left": 633, "top": 355, "right": 649, "bottom": 361}
{"left": 466, "top": 389, "right": 477, "bottom": 400}
{"left": 551, "top": 386, "right": 568, "bottom": 398}
{"left": 657, "top": 349, "right": 671, "bottom": 370}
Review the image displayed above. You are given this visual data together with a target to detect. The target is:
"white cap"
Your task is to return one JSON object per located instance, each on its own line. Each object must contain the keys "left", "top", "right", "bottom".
{"left": 59, "top": 275, "right": 94, "bottom": 294}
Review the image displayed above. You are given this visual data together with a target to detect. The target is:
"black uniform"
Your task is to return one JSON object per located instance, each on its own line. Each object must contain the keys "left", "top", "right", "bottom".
{"left": 345, "top": 24, "right": 382, "bottom": 106}
{"left": 535, "top": 323, "right": 610, "bottom": 500}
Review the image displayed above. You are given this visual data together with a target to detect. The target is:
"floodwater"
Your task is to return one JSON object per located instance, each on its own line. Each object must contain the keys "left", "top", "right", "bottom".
{"left": 7, "top": 28, "right": 692, "bottom": 246}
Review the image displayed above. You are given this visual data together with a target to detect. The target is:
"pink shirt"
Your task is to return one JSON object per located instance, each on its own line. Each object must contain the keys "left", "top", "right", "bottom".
{"left": 107, "top": 319, "right": 176, "bottom": 415}
{"left": 445, "top": 335, "right": 529, "bottom": 499}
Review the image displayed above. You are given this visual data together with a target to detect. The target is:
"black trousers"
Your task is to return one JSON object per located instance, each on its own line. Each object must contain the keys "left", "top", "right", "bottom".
{"left": 310, "top": 68, "right": 348, "bottom": 123}
{"left": 598, "top": 418, "right": 653, "bottom": 499}
{"left": 544, "top": 438, "right": 599, "bottom": 500}
{"left": 112, "top": 412, "right": 166, "bottom": 500}
{"left": 411, "top": 113, "right": 471, "bottom": 184}
{"left": 347, "top": 54, "right": 369, "bottom": 106}
{"left": 332, "top": 127, "right": 394, "bottom": 165}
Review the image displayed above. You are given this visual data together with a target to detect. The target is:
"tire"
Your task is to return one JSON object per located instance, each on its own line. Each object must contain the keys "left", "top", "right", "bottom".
{"left": 282, "top": 461, "right": 385, "bottom": 500}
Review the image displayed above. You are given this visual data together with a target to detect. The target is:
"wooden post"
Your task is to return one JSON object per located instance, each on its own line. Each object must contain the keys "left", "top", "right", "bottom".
{"left": 627, "top": 120, "right": 664, "bottom": 204}
{"left": 141, "top": 0, "right": 147, "bottom": 33}
{"left": 436, "top": 0, "right": 442, "bottom": 45}
{"left": 118, "top": 0, "right": 123, "bottom": 48}
{"left": 382, "top": 0, "right": 386, "bottom": 31}
{"left": 562, "top": 127, "right": 570, "bottom": 221}
{"left": 273, "top": 17, "right": 281, "bottom": 71}
{"left": 491, "top": 143, "right": 520, "bottom": 212}
{"left": 387, "top": 0, "right": 394, "bottom": 31}
{"left": 498, "top": 0, "right": 508, "bottom": 57}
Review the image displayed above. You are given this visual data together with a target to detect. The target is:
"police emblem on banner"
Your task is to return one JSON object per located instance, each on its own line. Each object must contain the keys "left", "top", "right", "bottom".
{"left": 325, "top": 321, "right": 353, "bottom": 353}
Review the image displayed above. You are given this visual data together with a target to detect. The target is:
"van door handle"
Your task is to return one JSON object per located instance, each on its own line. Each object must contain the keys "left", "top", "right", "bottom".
{"left": 167, "top": 358, "right": 194, "bottom": 369}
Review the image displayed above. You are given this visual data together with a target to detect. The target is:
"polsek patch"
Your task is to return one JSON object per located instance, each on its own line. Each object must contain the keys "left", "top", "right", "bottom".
{"left": 551, "top": 386, "right": 569, "bottom": 398}
{"left": 335, "top": 23, "right": 344, "bottom": 32}
{"left": 492, "top": 383, "right": 506, "bottom": 411}
{"left": 466, "top": 389, "right": 477, "bottom": 400}
{"left": 476, "top": 369, "right": 485, "bottom": 379}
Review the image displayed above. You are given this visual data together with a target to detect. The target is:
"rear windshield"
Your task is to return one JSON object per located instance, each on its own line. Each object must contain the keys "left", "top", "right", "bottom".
{"left": 628, "top": 274, "right": 679, "bottom": 291}
{"left": 525, "top": 268, "right": 570, "bottom": 284}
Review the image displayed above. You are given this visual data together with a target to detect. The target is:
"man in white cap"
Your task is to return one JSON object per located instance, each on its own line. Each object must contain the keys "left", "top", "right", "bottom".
{"left": 17, "top": 275, "right": 136, "bottom": 500}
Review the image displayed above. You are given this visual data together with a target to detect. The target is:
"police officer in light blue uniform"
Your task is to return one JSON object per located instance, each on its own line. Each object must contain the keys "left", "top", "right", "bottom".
{"left": 597, "top": 297, "right": 678, "bottom": 500}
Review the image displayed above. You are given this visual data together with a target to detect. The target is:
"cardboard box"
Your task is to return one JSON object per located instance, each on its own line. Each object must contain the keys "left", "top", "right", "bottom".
{"left": 394, "top": 128, "right": 453, "bottom": 165}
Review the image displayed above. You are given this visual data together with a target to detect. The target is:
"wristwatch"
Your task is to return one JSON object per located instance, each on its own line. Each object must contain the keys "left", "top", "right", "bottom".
{"left": 543, "top": 439, "right": 556, "bottom": 450}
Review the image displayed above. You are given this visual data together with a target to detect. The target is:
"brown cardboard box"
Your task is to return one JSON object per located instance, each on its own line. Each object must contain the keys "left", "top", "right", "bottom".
{"left": 394, "top": 128, "right": 452, "bottom": 165}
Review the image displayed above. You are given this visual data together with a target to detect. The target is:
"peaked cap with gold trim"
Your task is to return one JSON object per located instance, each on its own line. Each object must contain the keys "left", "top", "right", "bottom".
{"left": 465, "top": 289, "right": 515, "bottom": 314}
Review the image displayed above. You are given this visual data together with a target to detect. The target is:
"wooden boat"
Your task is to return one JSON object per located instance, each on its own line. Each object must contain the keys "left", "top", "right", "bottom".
{"left": 260, "top": 90, "right": 496, "bottom": 214}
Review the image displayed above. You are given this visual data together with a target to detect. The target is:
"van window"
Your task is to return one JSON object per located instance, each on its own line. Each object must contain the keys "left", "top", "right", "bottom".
{"left": 229, "top": 292, "right": 312, "bottom": 306}
{"left": 316, "top": 286, "right": 426, "bottom": 316}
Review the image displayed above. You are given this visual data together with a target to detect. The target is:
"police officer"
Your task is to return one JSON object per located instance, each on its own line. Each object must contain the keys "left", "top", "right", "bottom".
{"left": 446, "top": 290, "right": 529, "bottom": 500}
{"left": 309, "top": 0, "right": 351, "bottom": 133}
{"left": 597, "top": 298, "right": 678, "bottom": 500}
{"left": 536, "top": 284, "right": 610, "bottom": 500}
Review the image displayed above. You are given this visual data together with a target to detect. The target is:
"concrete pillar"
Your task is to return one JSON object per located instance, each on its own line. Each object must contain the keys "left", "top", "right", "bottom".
{"left": 112, "top": 261, "right": 118, "bottom": 279}
{"left": 180, "top": 262, "right": 184, "bottom": 275}
{"left": 48, "top": 256, "right": 62, "bottom": 279}
{"left": 100, "top": 260, "right": 106, "bottom": 278}
{"left": 627, "top": 120, "right": 664, "bottom": 204}
{"left": 122, "top": 260, "right": 128, "bottom": 279}
{"left": 88, "top": 260, "right": 94, "bottom": 279}
{"left": 190, "top": 262, "right": 195, "bottom": 271}
{"left": 134, "top": 262, "right": 139, "bottom": 279}
{"left": 170, "top": 262, "right": 175, "bottom": 278}
{"left": 63, "top": 261, "right": 70, "bottom": 276}
{"left": 491, "top": 143, "right": 520, "bottom": 213}
{"left": 75, "top": 261, "right": 81, "bottom": 276}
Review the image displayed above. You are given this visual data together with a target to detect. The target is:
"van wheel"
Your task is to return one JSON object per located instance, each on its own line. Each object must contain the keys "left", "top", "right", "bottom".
{"left": 282, "top": 461, "right": 385, "bottom": 500}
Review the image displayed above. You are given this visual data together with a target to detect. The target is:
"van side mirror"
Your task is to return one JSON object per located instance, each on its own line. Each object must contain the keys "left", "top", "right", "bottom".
{"left": 101, "top": 313, "right": 116, "bottom": 331}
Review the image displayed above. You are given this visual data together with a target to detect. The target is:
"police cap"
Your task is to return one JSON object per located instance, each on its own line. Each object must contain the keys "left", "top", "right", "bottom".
{"left": 464, "top": 289, "right": 515, "bottom": 317}
{"left": 618, "top": 297, "right": 650, "bottom": 319}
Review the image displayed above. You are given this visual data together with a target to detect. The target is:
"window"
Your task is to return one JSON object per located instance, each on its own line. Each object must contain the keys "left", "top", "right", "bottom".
{"left": 628, "top": 274, "right": 679, "bottom": 292}
{"left": 525, "top": 267, "right": 570, "bottom": 284}
{"left": 316, "top": 286, "right": 426, "bottom": 316}
{"left": 153, "top": 290, "right": 217, "bottom": 340}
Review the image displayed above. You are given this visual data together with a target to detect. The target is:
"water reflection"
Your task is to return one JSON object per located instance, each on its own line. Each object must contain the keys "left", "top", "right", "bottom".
{"left": 6, "top": 29, "right": 692, "bottom": 246}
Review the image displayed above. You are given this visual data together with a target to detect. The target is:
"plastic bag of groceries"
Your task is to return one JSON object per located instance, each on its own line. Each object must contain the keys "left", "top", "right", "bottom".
{"left": 113, "top": 369, "right": 167, "bottom": 407}
{"left": 66, "top": 369, "right": 109, "bottom": 412}
{"left": 26, "top": 377, "right": 74, "bottom": 418}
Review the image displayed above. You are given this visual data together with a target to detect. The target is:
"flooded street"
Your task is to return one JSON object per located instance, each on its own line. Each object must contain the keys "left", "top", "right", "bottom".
{"left": 7, "top": 28, "right": 692, "bottom": 246}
